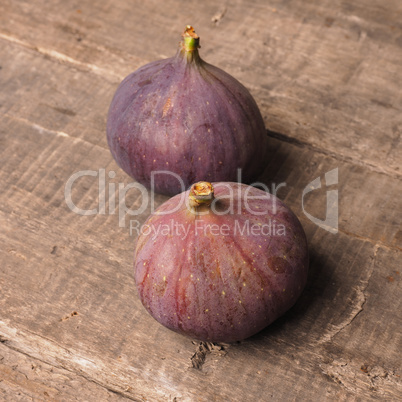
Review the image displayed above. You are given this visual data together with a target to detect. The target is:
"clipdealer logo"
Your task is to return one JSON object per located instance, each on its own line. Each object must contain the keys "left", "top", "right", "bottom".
{"left": 64, "top": 168, "right": 338, "bottom": 234}
{"left": 302, "top": 168, "right": 338, "bottom": 234}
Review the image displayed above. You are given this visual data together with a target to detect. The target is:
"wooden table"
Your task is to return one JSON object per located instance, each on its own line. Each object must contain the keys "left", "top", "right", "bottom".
{"left": 1, "top": 1, "right": 401, "bottom": 400}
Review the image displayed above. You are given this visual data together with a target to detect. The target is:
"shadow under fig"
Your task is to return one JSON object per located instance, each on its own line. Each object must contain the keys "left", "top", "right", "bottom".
{"left": 253, "top": 129, "right": 301, "bottom": 189}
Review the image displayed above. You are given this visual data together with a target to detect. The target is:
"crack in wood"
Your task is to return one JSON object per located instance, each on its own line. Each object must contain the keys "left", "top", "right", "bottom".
{"left": 335, "top": 229, "right": 401, "bottom": 253}
{"left": 0, "top": 31, "right": 122, "bottom": 82}
{"left": 4, "top": 113, "right": 108, "bottom": 150}
{"left": 211, "top": 7, "right": 227, "bottom": 25}
{"left": 320, "top": 358, "right": 402, "bottom": 397}
{"left": 316, "top": 244, "right": 378, "bottom": 345}
{"left": 0, "top": 342, "right": 136, "bottom": 401}
{"left": 191, "top": 341, "right": 227, "bottom": 370}
{"left": 267, "top": 129, "right": 401, "bottom": 180}
{"left": 0, "top": 336, "right": 141, "bottom": 401}
{"left": 0, "top": 321, "right": 180, "bottom": 401}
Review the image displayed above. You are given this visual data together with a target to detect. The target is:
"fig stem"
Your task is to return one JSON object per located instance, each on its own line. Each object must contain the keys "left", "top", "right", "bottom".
{"left": 180, "top": 25, "right": 201, "bottom": 63}
{"left": 189, "top": 182, "right": 214, "bottom": 208}
{"left": 182, "top": 25, "right": 200, "bottom": 51}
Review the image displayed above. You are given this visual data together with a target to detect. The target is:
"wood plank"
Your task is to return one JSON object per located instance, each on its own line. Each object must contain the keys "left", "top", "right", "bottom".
{"left": 0, "top": 48, "right": 400, "bottom": 399}
{"left": 0, "top": 40, "right": 400, "bottom": 247}
{"left": 0, "top": 0, "right": 401, "bottom": 176}
{"left": 0, "top": 342, "right": 127, "bottom": 401}
{"left": 0, "top": 0, "right": 401, "bottom": 400}
{"left": 1, "top": 214, "right": 400, "bottom": 400}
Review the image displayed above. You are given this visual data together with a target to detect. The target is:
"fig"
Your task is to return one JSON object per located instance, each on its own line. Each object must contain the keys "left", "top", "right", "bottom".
{"left": 134, "top": 181, "right": 309, "bottom": 343}
{"left": 107, "top": 26, "right": 268, "bottom": 196}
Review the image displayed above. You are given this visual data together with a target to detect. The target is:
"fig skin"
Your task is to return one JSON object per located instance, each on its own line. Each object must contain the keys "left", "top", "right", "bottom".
{"left": 134, "top": 182, "right": 309, "bottom": 343}
{"left": 107, "top": 27, "right": 268, "bottom": 196}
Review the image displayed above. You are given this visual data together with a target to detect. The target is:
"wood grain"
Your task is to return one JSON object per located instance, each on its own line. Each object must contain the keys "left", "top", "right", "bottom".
{"left": 0, "top": 0, "right": 401, "bottom": 400}
{"left": 1, "top": 0, "right": 401, "bottom": 175}
{"left": 0, "top": 341, "right": 127, "bottom": 401}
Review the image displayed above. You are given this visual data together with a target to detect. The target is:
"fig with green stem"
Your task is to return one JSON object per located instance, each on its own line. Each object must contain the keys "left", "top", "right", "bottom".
{"left": 107, "top": 26, "right": 268, "bottom": 195}
{"left": 134, "top": 181, "right": 309, "bottom": 342}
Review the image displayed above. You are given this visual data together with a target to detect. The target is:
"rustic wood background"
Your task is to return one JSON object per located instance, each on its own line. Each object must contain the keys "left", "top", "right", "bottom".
{"left": 0, "top": 0, "right": 401, "bottom": 400}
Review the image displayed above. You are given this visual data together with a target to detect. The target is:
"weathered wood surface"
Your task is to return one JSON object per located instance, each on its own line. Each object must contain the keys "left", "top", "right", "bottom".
{"left": 0, "top": 0, "right": 401, "bottom": 400}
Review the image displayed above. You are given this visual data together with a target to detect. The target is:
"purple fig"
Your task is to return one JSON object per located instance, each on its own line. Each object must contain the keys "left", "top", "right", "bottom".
{"left": 107, "top": 26, "right": 268, "bottom": 195}
{"left": 134, "top": 181, "right": 309, "bottom": 343}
